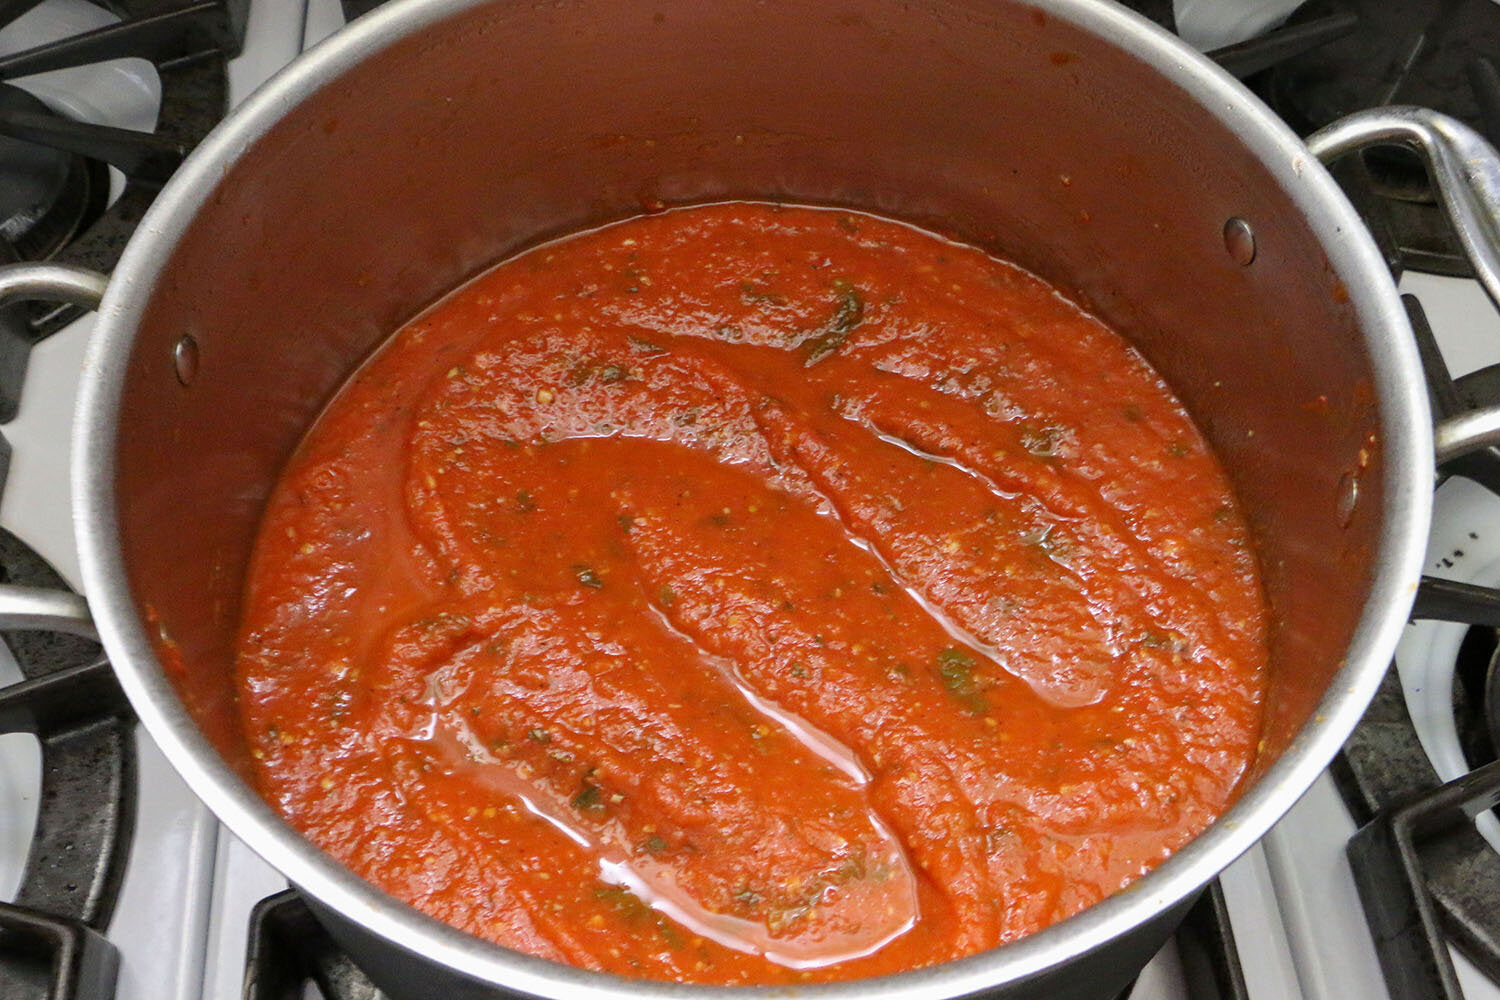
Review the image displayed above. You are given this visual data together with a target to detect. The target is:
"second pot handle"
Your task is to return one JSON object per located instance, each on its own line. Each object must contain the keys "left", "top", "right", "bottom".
{"left": 1307, "top": 106, "right": 1500, "bottom": 466}
{"left": 0, "top": 262, "right": 108, "bottom": 312}
{"left": 0, "top": 262, "right": 109, "bottom": 638}
{"left": 0, "top": 585, "right": 97, "bottom": 639}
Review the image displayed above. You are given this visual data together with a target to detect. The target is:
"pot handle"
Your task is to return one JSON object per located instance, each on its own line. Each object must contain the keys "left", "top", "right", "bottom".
{"left": 0, "top": 262, "right": 108, "bottom": 639}
{"left": 0, "top": 262, "right": 109, "bottom": 313}
{"left": 1307, "top": 107, "right": 1500, "bottom": 467}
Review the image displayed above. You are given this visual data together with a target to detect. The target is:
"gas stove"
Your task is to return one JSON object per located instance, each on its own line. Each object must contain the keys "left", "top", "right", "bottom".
{"left": 1, "top": 2, "right": 1498, "bottom": 998}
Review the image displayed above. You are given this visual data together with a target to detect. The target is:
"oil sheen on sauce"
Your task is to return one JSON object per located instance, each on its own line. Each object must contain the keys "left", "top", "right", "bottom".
{"left": 235, "top": 203, "right": 1269, "bottom": 985}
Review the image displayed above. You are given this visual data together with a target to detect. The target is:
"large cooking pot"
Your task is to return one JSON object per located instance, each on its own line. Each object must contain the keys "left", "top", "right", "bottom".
{"left": 1, "top": 0, "right": 1498, "bottom": 996}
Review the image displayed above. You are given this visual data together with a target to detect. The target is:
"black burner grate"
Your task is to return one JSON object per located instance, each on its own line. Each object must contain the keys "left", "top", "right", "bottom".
{"left": 1119, "top": 0, "right": 1500, "bottom": 278}
{"left": 242, "top": 882, "right": 1249, "bottom": 1000}
{"left": 0, "top": 0, "right": 246, "bottom": 421}
{"left": 0, "top": 528, "right": 133, "bottom": 1000}
{"left": 1337, "top": 670, "right": 1500, "bottom": 1000}
{"left": 1336, "top": 286, "right": 1500, "bottom": 998}
{"left": 245, "top": 890, "right": 383, "bottom": 1000}
{"left": 1253, "top": 0, "right": 1500, "bottom": 278}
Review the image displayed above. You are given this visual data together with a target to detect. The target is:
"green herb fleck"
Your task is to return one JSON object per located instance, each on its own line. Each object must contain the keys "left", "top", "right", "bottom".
{"left": 985, "top": 826, "right": 1015, "bottom": 851}
{"left": 527, "top": 728, "right": 551, "bottom": 744}
{"left": 1021, "top": 526, "right": 1056, "bottom": 554}
{"left": 838, "top": 853, "right": 869, "bottom": 881}
{"left": 641, "top": 834, "right": 669, "bottom": 855}
{"left": 1140, "top": 629, "right": 1189, "bottom": 654}
{"left": 599, "top": 364, "right": 626, "bottom": 383}
{"left": 803, "top": 279, "right": 865, "bottom": 367}
{"left": 936, "top": 647, "right": 987, "bottom": 715}
{"left": 766, "top": 901, "right": 813, "bottom": 935}
{"left": 739, "top": 281, "right": 789, "bottom": 306}
{"left": 657, "top": 920, "right": 684, "bottom": 949}
{"left": 572, "top": 782, "right": 605, "bottom": 812}
{"left": 574, "top": 565, "right": 604, "bottom": 589}
{"left": 591, "top": 883, "right": 685, "bottom": 946}
{"left": 1020, "top": 424, "right": 1067, "bottom": 458}
{"left": 515, "top": 490, "right": 536, "bottom": 513}
{"left": 616, "top": 513, "right": 635, "bottom": 532}
{"left": 657, "top": 586, "right": 677, "bottom": 607}
{"left": 594, "top": 885, "right": 649, "bottom": 920}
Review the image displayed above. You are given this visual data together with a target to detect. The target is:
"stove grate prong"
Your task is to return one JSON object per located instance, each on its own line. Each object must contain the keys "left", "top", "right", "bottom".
{"left": 1206, "top": 11, "right": 1360, "bottom": 81}
{"left": 1404, "top": 292, "right": 1500, "bottom": 491}
{"left": 0, "top": 0, "right": 244, "bottom": 82}
{"left": 1348, "top": 757, "right": 1500, "bottom": 1000}
{"left": 0, "top": 0, "right": 48, "bottom": 31}
{"left": 0, "top": 531, "right": 134, "bottom": 1000}
{"left": 0, "top": 902, "right": 120, "bottom": 1000}
{"left": 1413, "top": 577, "right": 1500, "bottom": 628}
{"left": 0, "top": 101, "right": 183, "bottom": 188}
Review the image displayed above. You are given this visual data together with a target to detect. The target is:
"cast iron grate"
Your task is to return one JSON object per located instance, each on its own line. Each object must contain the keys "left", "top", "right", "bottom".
{"left": 0, "top": 527, "right": 134, "bottom": 1000}
{"left": 0, "top": 0, "right": 246, "bottom": 421}
{"left": 1119, "top": 0, "right": 1500, "bottom": 278}
{"left": 241, "top": 882, "right": 1249, "bottom": 1000}
{"left": 245, "top": 890, "right": 383, "bottom": 1000}
{"left": 1257, "top": 0, "right": 1500, "bottom": 277}
{"left": 1337, "top": 669, "right": 1500, "bottom": 1000}
{"left": 1335, "top": 291, "right": 1500, "bottom": 1000}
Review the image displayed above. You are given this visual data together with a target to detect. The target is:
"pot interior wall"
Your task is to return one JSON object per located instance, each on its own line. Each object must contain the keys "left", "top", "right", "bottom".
{"left": 115, "top": 0, "right": 1381, "bottom": 800}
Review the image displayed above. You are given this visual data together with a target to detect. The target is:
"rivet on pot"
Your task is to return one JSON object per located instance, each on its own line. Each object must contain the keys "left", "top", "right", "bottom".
{"left": 1336, "top": 470, "right": 1359, "bottom": 527}
{"left": 1223, "top": 217, "right": 1257, "bottom": 266}
{"left": 173, "top": 334, "right": 199, "bottom": 386}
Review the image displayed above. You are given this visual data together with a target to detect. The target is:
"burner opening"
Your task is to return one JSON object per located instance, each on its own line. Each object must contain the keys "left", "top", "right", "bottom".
{"left": 0, "top": 151, "right": 108, "bottom": 264}
{"left": 1360, "top": 146, "right": 1435, "bottom": 205}
{"left": 1454, "top": 624, "right": 1499, "bottom": 771}
{"left": 0, "top": 86, "right": 108, "bottom": 263}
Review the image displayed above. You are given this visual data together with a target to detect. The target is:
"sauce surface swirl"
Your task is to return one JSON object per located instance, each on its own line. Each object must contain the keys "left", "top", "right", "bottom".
{"left": 235, "top": 203, "right": 1269, "bottom": 984}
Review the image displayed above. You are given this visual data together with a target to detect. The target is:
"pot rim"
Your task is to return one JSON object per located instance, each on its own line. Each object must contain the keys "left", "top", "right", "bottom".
{"left": 72, "top": 0, "right": 1433, "bottom": 995}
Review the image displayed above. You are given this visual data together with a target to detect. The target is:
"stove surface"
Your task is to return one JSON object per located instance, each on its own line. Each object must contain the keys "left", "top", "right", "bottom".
{"left": 3, "top": 2, "right": 1499, "bottom": 999}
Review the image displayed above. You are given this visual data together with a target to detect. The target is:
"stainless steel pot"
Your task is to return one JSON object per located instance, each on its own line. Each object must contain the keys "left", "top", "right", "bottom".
{"left": 2, "top": 0, "right": 1498, "bottom": 997}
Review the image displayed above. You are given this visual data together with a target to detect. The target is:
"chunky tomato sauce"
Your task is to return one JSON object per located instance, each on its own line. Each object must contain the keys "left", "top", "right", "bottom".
{"left": 235, "top": 203, "right": 1268, "bottom": 984}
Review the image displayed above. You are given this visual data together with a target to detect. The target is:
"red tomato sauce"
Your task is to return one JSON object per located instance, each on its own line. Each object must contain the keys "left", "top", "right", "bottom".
{"left": 235, "top": 203, "right": 1269, "bottom": 984}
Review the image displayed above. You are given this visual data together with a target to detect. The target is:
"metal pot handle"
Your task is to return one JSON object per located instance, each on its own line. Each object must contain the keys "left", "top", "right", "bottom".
{"left": 0, "top": 262, "right": 109, "bottom": 639}
{"left": 1307, "top": 106, "right": 1500, "bottom": 467}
